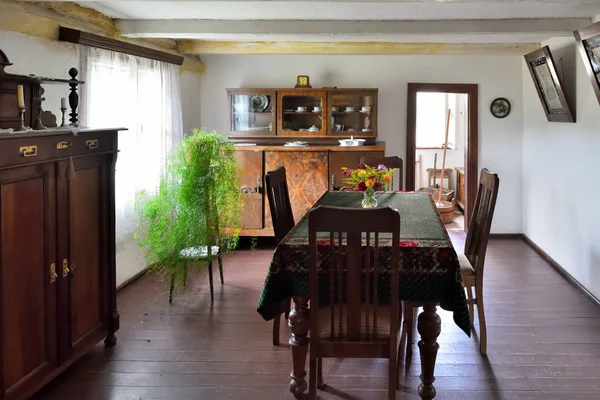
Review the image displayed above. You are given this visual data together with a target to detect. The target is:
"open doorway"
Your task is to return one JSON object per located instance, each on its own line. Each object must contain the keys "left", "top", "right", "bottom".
{"left": 406, "top": 83, "right": 478, "bottom": 231}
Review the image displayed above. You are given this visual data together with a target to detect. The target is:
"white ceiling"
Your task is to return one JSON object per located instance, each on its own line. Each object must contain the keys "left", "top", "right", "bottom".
{"left": 78, "top": 0, "right": 600, "bottom": 21}
{"left": 62, "top": 0, "right": 600, "bottom": 46}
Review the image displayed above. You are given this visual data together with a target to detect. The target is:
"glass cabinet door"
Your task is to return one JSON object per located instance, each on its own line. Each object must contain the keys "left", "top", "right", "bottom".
{"left": 228, "top": 90, "right": 276, "bottom": 136}
{"left": 328, "top": 91, "right": 377, "bottom": 137}
{"left": 277, "top": 90, "right": 327, "bottom": 136}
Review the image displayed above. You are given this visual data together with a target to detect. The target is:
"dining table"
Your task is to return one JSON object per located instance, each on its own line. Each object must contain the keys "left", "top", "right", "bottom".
{"left": 257, "top": 191, "right": 471, "bottom": 399}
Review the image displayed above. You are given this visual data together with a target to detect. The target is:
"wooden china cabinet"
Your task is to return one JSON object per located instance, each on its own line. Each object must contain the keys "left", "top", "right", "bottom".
{"left": 0, "top": 48, "right": 123, "bottom": 399}
{"left": 227, "top": 86, "right": 385, "bottom": 237}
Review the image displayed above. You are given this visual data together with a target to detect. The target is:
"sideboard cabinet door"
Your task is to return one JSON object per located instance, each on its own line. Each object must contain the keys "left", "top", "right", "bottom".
{"left": 0, "top": 163, "right": 58, "bottom": 399}
{"left": 264, "top": 151, "right": 328, "bottom": 226}
{"left": 57, "top": 155, "right": 111, "bottom": 360}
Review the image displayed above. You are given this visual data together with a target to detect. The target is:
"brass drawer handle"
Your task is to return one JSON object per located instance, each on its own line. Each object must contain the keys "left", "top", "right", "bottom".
{"left": 86, "top": 140, "right": 98, "bottom": 149}
{"left": 57, "top": 141, "right": 71, "bottom": 149}
{"left": 50, "top": 263, "right": 57, "bottom": 283}
{"left": 19, "top": 145, "right": 37, "bottom": 157}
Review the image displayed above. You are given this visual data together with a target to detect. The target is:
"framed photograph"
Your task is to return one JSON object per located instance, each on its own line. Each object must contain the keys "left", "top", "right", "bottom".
{"left": 574, "top": 21, "right": 600, "bottom": 106}
{"left": 524, "top": 46, "right": 574, "bottom": 122}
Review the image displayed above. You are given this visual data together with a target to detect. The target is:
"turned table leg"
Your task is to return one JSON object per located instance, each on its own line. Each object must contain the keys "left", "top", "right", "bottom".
{"left": 288, "top": 296, "right": 310, "bottom": 398}
{"left": 417, "top": 302, "right": 442, "bottom": 400}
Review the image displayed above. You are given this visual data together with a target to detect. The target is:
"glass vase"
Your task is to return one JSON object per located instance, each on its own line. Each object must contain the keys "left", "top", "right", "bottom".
{"left": 361, "top": 191, "right": 378, "bottom": 208}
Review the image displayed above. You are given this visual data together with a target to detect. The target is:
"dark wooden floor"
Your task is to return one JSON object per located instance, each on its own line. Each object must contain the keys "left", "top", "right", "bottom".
{"left": 35, "top": 233, "right": 600, "bottom": 399}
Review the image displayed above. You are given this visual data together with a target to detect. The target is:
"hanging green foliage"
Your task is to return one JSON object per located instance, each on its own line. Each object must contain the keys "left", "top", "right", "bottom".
{"left": 134, "top": 128, "right": 242, "bottom": 287}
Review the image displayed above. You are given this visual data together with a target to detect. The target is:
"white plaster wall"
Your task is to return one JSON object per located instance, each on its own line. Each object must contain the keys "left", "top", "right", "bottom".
{"left": 0, "top": 30, "right": 78, "bottom": 121}
{"left": 200, "top": 54, "right": 524, "bottom": 233}
{"left": 181, "top": 70, "right": 202, "bottom": 136}
{"left": 522, "top": 37, "right": 600, "bottom": 299}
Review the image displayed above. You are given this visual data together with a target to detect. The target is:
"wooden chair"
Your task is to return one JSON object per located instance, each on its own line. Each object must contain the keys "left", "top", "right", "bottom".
{"left": 308, "top": 206, "right": 401, "bottom": 400}
{"left": 359, "top": 156, "right": 404, "bottom": 190}
{"left": 169, "top": 187, "right": 224, "bottom": 304}
{"left": 403, "top": 168, "right": 499, "bottom": 355}
{"left": 265, "top": 166, "right": 295, "bottom": 346}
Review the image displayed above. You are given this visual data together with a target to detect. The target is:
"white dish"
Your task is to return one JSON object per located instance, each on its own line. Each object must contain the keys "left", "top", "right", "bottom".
{"left": 285, "top": 141, "right": 309, "bottom": 146}
{"left": 338, "top": 139, "right": 366, "bottom": 146}
{"left": 234, "top": 143, "right": 257, "bottom": 146}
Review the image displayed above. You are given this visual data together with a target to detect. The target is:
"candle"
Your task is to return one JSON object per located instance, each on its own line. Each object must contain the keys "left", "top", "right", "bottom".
{"left": 17, "top": 85, "right": 25, "bottom": 108}
{"left": 61, "top": 97, "right": 67, "bottom": 109}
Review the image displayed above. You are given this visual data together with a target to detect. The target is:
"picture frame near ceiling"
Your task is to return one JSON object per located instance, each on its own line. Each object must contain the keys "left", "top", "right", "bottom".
{"left": 524, "top": 46, "right": 574, "bottom": 123}
{"left": 574, "top": 21, "right": 600, "bottom": 106}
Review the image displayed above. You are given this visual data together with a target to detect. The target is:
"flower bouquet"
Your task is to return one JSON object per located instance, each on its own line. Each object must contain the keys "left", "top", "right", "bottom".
{"left": 341, "top": 163, "right": 395, "bottom": 208}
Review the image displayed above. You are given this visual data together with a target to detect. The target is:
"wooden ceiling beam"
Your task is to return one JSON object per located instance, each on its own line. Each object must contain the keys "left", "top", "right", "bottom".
{"left": 178, "top": 40, "right": 540, "bottom": 55}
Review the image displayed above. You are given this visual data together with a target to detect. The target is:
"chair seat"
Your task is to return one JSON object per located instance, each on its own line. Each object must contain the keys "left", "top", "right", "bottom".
{"left": 458, "top": 253, "right": 475, "bottom": 276}
{"left": 180, "top": 246, "right": 220, "bottom": 259}
{"left": 317, "top": 305, "right": 393, "bottom": 340}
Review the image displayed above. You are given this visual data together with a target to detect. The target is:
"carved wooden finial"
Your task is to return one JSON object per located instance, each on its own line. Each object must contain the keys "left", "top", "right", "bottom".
{"left": 0, "top": 49, "right": 13, "bottom": 75}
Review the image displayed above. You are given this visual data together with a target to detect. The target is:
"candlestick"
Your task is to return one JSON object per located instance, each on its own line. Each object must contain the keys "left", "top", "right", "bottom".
{"left": 61, "top": 97, "right": 67, "bottom": 109}
{"left": 16, "top": 107, "right": 27, "bottom": 131}
{"left": 17, "top": 85, "right": 25, "bottom": 108}
{"left": 60, "top": 107, "right": 67, "bottom": 127}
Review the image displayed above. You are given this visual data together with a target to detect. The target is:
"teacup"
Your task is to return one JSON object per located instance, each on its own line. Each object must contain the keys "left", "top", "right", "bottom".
{"left": 331, "top": 106, "right": 339, "bottom": 112}
{"left": 345, "top": 106, "right": 355, "bottom": 112}
{"left": 313, "top": 106, "right": 322, "bottom": 112}
{"left": 297, "top": 106, "right": 307, "bottom": 112}
{"left": 361, "top": 106, "right": 371, "bottom": 112}
{"left": 308, "top": 125, "right": 319, "bottom": 131}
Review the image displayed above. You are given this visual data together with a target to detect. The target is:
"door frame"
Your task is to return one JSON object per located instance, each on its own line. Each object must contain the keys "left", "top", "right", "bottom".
{"left": 406, "top": 83, "right": 478, "bottom": 230}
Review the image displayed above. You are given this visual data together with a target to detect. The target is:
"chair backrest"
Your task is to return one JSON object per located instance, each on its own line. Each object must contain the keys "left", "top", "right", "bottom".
{"left": 265, "top": 166, "right": 295, "bottom": 244}
{"left": 308, "top": 206, "right": 400, "bottom": 348}
{"left": 359, "top": 156, "right": 404, "bottom": 190}
{"left": 464, "top": 168, "right": 500, "bottom": 275}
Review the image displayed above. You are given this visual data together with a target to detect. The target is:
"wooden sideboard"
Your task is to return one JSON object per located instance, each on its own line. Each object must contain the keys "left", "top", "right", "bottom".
{"left": 0, "top": 128, "right": 123, "bottom": 399}
{"left": 235, "top": 144, "right": 385, "bottom": 236}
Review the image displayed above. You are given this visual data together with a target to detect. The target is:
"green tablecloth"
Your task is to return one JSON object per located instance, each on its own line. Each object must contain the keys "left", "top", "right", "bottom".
{"left": 257, "top": 191, "right": 471, "bottom": 336}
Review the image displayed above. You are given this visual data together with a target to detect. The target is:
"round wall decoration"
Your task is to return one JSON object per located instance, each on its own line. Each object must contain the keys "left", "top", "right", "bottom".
{"left": 490, "top": 97, "right": 511, "bottom": 118}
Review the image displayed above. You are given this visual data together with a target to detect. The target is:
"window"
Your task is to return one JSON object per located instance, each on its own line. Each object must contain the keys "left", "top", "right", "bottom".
{"left": 416, "top": 92, "right": 456, "bottom": 149}
{"left": 81, "top": 47, "right": 183, "bottom": 245}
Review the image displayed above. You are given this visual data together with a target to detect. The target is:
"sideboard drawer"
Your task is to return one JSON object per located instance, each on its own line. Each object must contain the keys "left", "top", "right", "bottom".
{"left": 0, "top": 132, "right": 117, "bottom": 170}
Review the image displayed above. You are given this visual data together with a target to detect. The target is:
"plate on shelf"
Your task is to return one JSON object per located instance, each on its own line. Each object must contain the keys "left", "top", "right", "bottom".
{"left": 284, "top": 141, "right": 309, "bottom": 146}
{"left": 245, "top": 126, "right": 270, "bottom": 131}
{"left": 250, "top": 95, "right": 269, "bottom": 112}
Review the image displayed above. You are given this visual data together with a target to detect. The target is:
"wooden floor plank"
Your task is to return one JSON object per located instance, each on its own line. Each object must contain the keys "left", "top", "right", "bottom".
{"left": 34, "top": 234, "right": 600, "bottom": 399}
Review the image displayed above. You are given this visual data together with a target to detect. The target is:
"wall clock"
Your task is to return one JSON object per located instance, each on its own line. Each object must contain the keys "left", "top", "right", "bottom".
{"left": 490, "top": 97, "right": 511, "bottom": 118}
{"left": 295, "top": 75, "right": 312, "bottom": 88}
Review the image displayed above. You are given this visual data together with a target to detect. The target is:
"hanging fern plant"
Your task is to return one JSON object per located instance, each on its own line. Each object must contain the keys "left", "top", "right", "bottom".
{"left": 135, "top": 128, "right": 242, "bottom": 288}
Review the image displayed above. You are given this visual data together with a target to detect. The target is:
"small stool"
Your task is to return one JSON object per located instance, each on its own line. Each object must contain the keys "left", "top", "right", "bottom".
{"left": 426, "top": 168, "right": 453, "bottom": 189}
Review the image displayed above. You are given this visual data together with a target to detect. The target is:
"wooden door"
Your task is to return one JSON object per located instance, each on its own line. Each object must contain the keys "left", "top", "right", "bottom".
{"left": 329, "top": 151, "right": 384, "bottom": 190}
{"left": 228, "top": 89, "right": 277, "bottom": 137}
{"left": 327, "top": 89, "right": 378, "bottom": 138}
{"left": 0, "top": 163, "right": 57, "bottom": 399}
{"left": 235, "top": 150, "right": 264, "bottom": 229}
{"left": 56, "top": 155, "right": 110, "bottom": 360}
{"left": 277, "top": 90, "right": 327, "bottom": 136}
{"left": 264, "top": 151, "right": 328, "bottom": 227}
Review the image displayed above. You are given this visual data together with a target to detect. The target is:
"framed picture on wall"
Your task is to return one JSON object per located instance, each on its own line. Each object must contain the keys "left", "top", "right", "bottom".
{"left": 574, "top": 21, "right": 600, "bottom": 106}
{"left": 524, "top": 46, "right": 574, "bottom": 122}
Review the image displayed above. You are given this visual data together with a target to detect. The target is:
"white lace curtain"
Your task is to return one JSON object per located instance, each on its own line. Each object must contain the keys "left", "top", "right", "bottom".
{"left": 80, "top": 46, "right": 184, "bottom": 246}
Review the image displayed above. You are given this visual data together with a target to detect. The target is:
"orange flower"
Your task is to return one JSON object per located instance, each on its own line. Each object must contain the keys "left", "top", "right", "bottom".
{"left": 383, "top": 174, "right": 392, "bottom": 183}
{"left": 365, "top": 179, "right": 374, "bottom": 188}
